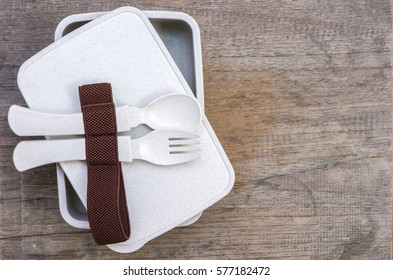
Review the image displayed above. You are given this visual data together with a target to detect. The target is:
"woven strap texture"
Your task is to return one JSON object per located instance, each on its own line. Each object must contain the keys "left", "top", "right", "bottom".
{"left": 79, "top": 83, "right": 130, "bottom": 245}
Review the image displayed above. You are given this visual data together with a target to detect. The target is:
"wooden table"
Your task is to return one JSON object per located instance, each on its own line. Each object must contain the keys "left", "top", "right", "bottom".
{"left": 0, "top": 0, "right": 391, "bottom": 259}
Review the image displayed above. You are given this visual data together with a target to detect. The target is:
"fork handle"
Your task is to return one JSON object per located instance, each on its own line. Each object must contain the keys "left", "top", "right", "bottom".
{"left": 13, "top": 138, "right": 87, "bottom": 171}
{"left": 13, "top": 137, "right": 133, "bottom": 172}
{"left": 8, "top": 105, "right": 130, "bottom": 136}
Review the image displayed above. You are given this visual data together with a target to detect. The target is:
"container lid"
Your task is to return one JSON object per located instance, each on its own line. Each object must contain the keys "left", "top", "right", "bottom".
{"left": 17, "top": 6, "right": 234, "bottom": 253}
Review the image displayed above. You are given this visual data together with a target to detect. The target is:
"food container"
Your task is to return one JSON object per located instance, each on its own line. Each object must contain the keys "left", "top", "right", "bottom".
{"left": 54, "top": 11, "right": 205, "bottom": 230}
{"left": 17, "top": 7, "right": 234, "bottom": 253}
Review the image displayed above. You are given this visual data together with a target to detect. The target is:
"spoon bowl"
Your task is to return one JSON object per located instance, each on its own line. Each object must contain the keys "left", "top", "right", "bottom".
{"left": 141, "top": 93, "right": 202, "bottom": 131}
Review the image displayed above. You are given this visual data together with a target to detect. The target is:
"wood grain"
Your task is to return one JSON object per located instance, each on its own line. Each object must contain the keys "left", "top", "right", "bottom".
{"left": 0, "top": 0, "right": 392, "bottom": 259}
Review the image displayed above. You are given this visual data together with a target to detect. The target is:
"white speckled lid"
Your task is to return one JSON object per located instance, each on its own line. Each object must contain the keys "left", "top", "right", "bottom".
{"left": 17, "top": 6, "right": 234, "bottom": 253}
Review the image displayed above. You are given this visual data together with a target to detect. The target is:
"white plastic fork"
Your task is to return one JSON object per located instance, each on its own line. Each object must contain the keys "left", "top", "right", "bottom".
{"left": 13, "top": 129, "right": 201, "bottom": 172}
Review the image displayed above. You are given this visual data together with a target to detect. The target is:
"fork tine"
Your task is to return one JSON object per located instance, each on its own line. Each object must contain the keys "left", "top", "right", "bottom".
{"left": 169, "top": 141, "right": 200, "bottom": 146}
{"left": 169, "top": 145, "right": 201, "bottom": 153}
{"left": 167, "top": 130, "right": 201, "bottom": 162}
{"left": 168, "top": 137, "right": 201, "bottom": 145}
{"left": 169, "top": 142, "right": 201, "bottom": 147}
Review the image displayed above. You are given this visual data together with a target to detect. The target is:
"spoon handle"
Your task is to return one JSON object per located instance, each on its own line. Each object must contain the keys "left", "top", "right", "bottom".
{"left": 127, "top": 107, "right": 144, "bottom": 129}
{"left": 8, "top": 104, "right": 130, "bottom": 136}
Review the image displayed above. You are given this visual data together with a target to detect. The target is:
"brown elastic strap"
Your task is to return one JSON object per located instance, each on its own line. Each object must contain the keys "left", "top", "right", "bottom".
{"left": 79, "top": 83, "right": 130, "bottom": 245}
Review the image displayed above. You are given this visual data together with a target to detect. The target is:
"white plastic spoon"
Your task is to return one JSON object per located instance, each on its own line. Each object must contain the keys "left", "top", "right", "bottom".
{"left": 8, "top": 93, "right": 202, "bottom": 136}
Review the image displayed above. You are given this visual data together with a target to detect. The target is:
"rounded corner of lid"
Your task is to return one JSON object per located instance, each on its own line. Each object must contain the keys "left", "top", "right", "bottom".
{"left": 227, "top": 164, "right": 236, "bottom": 190}
{"left": 114, "top": 6, "right": 146, "bottom": 17}
{"left": 53, "top": 12, "right": 107, "bottom": 41}
{"left": 108, "top": 240, "right": 146, "bottom": 254}
{"left": 219, "top": 161, "right": 236, "bottom": 199}
{"left": 54, "top": 14, "right": 78, "bottom": 41}
{"left": 16, "top": 62, "right": 29, "bottom": 94}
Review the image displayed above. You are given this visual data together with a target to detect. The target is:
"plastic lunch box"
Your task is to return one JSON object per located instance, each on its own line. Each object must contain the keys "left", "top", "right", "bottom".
{"left": 17, "top": 7, "right": 234, "bottom": 252}
{"left": 54, "top": 11, "right": 205, "bottom": 230}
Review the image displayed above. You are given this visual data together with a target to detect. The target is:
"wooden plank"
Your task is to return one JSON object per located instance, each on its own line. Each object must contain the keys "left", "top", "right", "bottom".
{"left": 0, "top": 0, "right": 391, "bottom": 259}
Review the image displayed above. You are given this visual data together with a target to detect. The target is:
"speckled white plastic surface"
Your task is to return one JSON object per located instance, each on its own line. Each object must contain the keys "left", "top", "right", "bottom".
{"left": 9, "top": 93, "right": 202, "bottom": 136}
{"left": 13, "top": 130, "right": 201, "bottom": 171}
{"left": 54, "top": 11, "right": 204, "bottom": 109}
{"left": 17, "top": 7, "right": 234, "bottom": 253}
{"left": 54, "top": 11, "right": 205, "bottom": 229}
